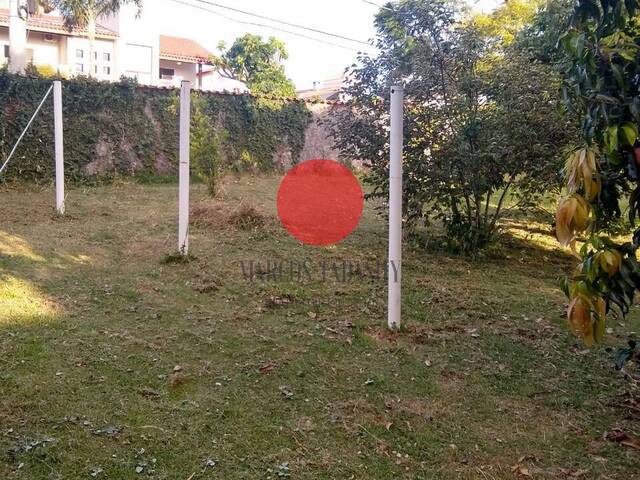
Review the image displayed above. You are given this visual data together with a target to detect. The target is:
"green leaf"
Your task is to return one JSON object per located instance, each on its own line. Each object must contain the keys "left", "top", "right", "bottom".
{"left": 610, "top": 63, "right": 625, "bottom": 88}
{"left": 620, "top": 122, "right": 638, "bottom": 146}
{"left": 605, "top": 125, "right": 619, "bottom": 153}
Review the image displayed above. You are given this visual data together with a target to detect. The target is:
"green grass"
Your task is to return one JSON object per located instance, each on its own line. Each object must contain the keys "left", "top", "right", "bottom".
{"left": 0, "top": 177, "right": 639, "bottom": 479}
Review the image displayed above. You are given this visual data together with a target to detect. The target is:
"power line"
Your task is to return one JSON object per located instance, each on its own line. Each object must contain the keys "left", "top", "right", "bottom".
{"left": 186, "top": 0, "right": 372, "bottom": 46}
{"left": 169, "top": 0, "right": 367, "bottom": 52}
{"left": 360, "top": 0, "right": 395, "bottom": 11}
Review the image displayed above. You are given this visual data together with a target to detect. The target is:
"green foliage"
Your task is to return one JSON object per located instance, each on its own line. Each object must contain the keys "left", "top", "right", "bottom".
{"left": 472, "top": 0, "right": 543, "bottom": 44}
{"left": 329, "top": 0, "right": 574, "bottom": 252}
{"left": 515, "top": 0, "right": 575, "bottom": 63}
{"left": 215, "top": 34, "right": 296, "bottom": 97}
{"left": 0, "top": 70, "right": 311, "bottom": 183}
{"left": 557, "top": 0, "right": 640, "bottom": 342}
{"left": 190, "top": 95, "right": 225, "bottom": 196}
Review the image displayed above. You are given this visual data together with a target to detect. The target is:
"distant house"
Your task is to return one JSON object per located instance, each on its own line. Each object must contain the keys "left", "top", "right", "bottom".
{"left": 297, "top": 76, "right": 346, "bottom": 102}
{"left": 0, "top": 1, "right": 248, "bottom": 93}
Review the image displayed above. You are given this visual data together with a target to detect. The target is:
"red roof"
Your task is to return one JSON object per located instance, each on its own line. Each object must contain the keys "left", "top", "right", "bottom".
{"left": 0, "top": 9, "right": 117, "bottom": 38}
{"left": 159, "top": 35, "right": 213, "bottom": 64}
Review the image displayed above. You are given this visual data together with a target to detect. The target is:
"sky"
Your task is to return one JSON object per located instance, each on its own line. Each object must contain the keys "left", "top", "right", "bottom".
{"left": 140, "top": 0, "right": 500, "bottom": 90}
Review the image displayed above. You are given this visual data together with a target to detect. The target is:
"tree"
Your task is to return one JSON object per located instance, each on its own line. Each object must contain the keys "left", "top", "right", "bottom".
{"left": 329, "top": 0, "right": 574, "bottom": 252}
{"left": 43, "top": 0, "right": 142, "bottom": 77}
{"left": 215, "top": 34, "right": 296, "bottom": 97}
{"left": 472, "top": 0, "right": 543, "bottom": 45}
{"left": 556, "top": 0, "right": 640, "bottom": 345}
{"left": 514, "top": 0, "right": 575, "bottom": 64}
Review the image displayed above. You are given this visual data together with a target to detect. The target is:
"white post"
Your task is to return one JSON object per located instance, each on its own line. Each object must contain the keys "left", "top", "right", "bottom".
{"left": 178, "top": 81, "right": 191, "bottom": 255}
{"left": 8, "top": 0, "right": 27, "bottom": 74}
{"left": 388, "top": 85, "right": 403, "bottom": 330}
{"left": 53, "top": 81, "right": 65, "bottom": 215}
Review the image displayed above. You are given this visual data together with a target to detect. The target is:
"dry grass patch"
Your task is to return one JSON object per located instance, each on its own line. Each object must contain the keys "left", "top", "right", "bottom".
{"left": 191, "top": 199, "right": 274, "bottom": 231}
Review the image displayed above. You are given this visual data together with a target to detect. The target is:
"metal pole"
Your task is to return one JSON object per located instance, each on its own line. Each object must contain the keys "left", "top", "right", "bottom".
{"left": 54, "top": 81, "right": 65, "bottom": 215}
{"left": 178, "top": 81, "right": 191, "bottom": 254}
{"left": 388, "top": 85, "right": 403, "bottom": 330}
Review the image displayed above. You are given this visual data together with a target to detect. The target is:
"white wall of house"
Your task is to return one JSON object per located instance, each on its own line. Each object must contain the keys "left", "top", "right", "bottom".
{"left": 0, "top": 27, "right": 8, "bottom": 66}
{"left": 1, "top": 27, "right": 62, "bottom": 71}
{"left": 159, "top": 59, "right": 197, "bottom": 87}
{"left": 201, "top": 69, "right": 250, "bottom": 93}
{"left": 66, "top": 36, "right": 116, "bottom": 81}
{"left": 0, "top": 25, "right": 116, "bottom": 79}
{"left": 111, "top": 4, "right": 160, "bottom": 85}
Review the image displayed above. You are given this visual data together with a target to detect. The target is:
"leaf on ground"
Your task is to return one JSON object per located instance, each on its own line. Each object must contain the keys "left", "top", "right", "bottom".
{"left": 604, "top": 429, "right": 640, "bottom": 450}
{"left": 279, "top": 386, "right": 294, "bottom": 399}
{"left": 511, "top": 464, "right": 532, "bottom": 477}
{"left": 90, "top": 466, "right": 104, "bottom": 477}
{"left": 93, "top": 426, "right": 121, "bottom": 437}
{"left": 168, "top": 372, "right": 186, "bottom": 387}
{"left": 259, "top": 363, "right": 276, "bottom": 374}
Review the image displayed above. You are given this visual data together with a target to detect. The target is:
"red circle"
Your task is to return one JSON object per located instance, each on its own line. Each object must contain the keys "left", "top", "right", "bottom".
{"left": 277, "top": 160, "right": 364, "bottom": 246}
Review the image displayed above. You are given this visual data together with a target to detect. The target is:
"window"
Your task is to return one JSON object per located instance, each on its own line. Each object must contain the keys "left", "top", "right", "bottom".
{"left": 103, "top": 66, "right": 111, "bottom": 75}
{"left": 103, "top": 53, "right": 111, "bottom": 62}
{"left": 94, "top": 65, "right": 98, "bottom": 74}
{"left": 3, "top": 45, "right": 8, "bottom": 59}
{"left": 76, "top": 49, "right": 84, "bottom": 59}
{"left": 159, "top": 68, "right": 175, "bottom": 80}
{"left": 75, "top": 63, "right": 84, "bottom": 73}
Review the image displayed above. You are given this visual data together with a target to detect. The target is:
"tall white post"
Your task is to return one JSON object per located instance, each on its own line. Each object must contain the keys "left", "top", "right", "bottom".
{"left": 8, "top": 0, "right": 27, "bottom": 74}
{"left": 178, "top": 81, "right": 191, "bottom": 255}
{"left": 53, "top": 81, "right": 65, "bottom": 215}
{"left": 388, "top": 85, "right": 403, "bottom": 330}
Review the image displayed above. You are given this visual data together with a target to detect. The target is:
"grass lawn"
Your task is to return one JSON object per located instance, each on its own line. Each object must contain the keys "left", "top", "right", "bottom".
{"left": 1, "top": 177, "right": 639, "bottom": 479}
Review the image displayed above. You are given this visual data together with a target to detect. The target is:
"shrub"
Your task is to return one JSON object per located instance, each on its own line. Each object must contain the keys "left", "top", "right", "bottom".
{"left": 328, "top": 0, "right": 576, "bottom": 252}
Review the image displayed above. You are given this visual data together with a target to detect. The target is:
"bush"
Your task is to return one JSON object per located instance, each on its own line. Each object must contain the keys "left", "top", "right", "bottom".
{"left": 328, "top": 0, "right": 577, "bottom": 252}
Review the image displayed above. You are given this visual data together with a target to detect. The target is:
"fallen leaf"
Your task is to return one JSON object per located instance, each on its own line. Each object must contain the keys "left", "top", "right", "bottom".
{"left": 168, "top": 372, "right": 186, "bottom": 387}
{"left": 511, "top": 464, "right": 532, "bottom": 477}
{"left": 259, "top": 363, "right": 276, "bottom": 374}
{"left": 93, "top": 426, "right": 121, "bottom": 437}
{"left": 279, "top": 386, "right": 294, "bottom": 399}
{"left": 605, "top": 428, "right": 640, "bottom": 450}
{"left": 90, "top": 467, "right": 103, "bottom": 477}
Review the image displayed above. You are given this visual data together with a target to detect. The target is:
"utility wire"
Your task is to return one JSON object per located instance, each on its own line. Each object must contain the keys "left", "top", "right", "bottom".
{"left": 185, "top": 0, "right": 372, "bottom": 46}
{"left": 0, "top": 85, "right": 53, "bottom": 176}
{"left": 360, "top": 0, "right": 395, "bottom": 11}
{"left": 169, "top": 0, "right": 368, "bottom": 52}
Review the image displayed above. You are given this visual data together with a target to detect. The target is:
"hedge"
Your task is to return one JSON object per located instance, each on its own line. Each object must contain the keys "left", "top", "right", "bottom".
{"left": 0, "top": 69, "right": 312, "bottom": 183}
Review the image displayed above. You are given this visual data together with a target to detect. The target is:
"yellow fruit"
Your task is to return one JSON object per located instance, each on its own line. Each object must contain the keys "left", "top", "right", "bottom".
{"left": 595, "top": 249, "right": 622, "bottom": 276}
{"left": 555, "top": 194, "right": 591, "bottom": 247}
{"left": 567, "top": 294, "right": 606, "bottom": 346}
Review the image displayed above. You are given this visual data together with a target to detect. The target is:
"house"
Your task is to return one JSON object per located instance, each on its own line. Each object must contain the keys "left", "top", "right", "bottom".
{"left": 297, "top": 76, "right": 346, "bottom": 102}
{"left": 0, "top": 0, "right": 248, "bottom": 93}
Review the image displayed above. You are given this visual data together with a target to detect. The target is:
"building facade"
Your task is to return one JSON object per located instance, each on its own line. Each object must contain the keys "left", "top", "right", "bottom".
{"left": 0, "top": 1, "right": 247, "bottom": 92}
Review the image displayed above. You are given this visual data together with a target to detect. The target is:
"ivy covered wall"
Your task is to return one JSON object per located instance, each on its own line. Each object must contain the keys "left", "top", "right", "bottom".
{"left": 0, "top": 71, "right": 313, "bottom": 183}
